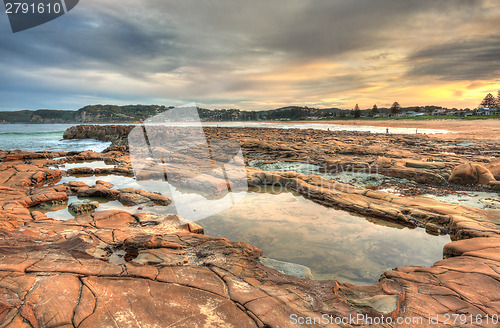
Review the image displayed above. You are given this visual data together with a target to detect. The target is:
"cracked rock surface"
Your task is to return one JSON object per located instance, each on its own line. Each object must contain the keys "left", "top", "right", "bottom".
{"left": 1, "top": 126, "right": 499, "bottom": 327}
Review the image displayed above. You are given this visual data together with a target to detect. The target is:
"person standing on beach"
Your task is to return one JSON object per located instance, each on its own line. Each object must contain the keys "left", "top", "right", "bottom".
{"left": 386, "top": 128, "right": 389, "bottom": 134}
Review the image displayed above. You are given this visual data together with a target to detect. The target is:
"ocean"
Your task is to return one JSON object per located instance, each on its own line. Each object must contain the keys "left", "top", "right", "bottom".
{"left": 0, "top": 122, "right": 449, "bottom": 152}
{"left": 0, "top": 124, "right": 111, "bottom": 152}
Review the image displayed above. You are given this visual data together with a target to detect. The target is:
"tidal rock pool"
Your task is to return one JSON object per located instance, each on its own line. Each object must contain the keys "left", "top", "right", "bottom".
{"left": 199, "top": 186, "right": 451, "bottom": 285}
{"left": 249, "top": 160, "right": 412, "bottom": 187}
{"left": 425, "top": 191, "right": 500, "bottom": 210}
{"left": 50, "top": 160, "right": 116, "bottom": 170}
{"left": 41, "top": 163, "right": 452, "bottom": 285}
{"left": 31, "top": 195, "right": 125, "bottom": 220}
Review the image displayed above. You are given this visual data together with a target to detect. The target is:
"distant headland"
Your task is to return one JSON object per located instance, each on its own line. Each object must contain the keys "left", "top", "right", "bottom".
{"left": 0, "top": 102, "right": 499, "bottom": 124}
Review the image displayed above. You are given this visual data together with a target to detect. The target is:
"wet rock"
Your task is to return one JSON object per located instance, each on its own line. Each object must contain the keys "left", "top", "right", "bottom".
{"left": 67, "top": 167, "right": 94, "bottom": 175}
{"left": 133, "top": 213, "right": 181, "bottom": 227}
{"left": 184, "top": 222, "right": 205, "bottom": 234}
{"left": 78, "top": 276, "right": 259, "bottom": 328}
{"left": 95, "top": 180, "right": 114, "bottom": 188}
{"left": 2, "top": 129, "right": 499, "bottom": 327}
{"left": 117, "top": 188, "right": 171, "bottom": 206}
{"left": 67, "top": 180, "right": 90, "bottom": 190}
{"left": 375, "top": 157, "right": 448, "bottom": 185}
{"left": 0, "top": 163, "right": 62, "bottom": 188}
{"left": 486, "top": 158, "right": 500, "bottom": 180}
{"left": 21, "top": 189, "right": 68, "bottom": 208}
{"left": 76, "top": 185, "right": 120, "bottom": 198}
{"left": 405, "top": 159, "right": 448, "bottom": 170}
{"left": 63, "top": 125, "right": 134, "bottom": 146}
{"left": 94, "top": 167, "right": 134, "bottom": 176}
{"left": 118, "top": 192, "right": 152, "bottom": 206}
{"left": 124, "top": 235, "right": 184, "bottom": 249}
{"left": 347, "top": 294, "right": 400, "bottom": 315}
{"left": 68, "top": 200, "right": 99, "bottom": 215}
{"left": 257, "top": 257, "right": 314, "bottom": 279}
{"left": 443, "top": 237, "right": 500, "bottom": 258}
{"left": 132, "top": 248, "right": 188, "bottom": 265}
{"left": 425, "top": 222, "right": 446, "bottom": 235}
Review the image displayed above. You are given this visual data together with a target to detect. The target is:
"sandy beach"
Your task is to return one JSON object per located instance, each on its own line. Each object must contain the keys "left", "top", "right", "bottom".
{"left": 286, "top": 119, "right": 500, "bottom": 141}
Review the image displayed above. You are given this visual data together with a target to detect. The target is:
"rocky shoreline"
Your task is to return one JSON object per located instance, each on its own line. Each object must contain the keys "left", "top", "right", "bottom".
{"left": 0, "top": 125, "right": 498, "bottom": 327}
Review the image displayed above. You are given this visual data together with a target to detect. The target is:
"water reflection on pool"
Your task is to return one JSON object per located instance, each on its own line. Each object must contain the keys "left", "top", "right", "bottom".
{"left": 52, "top": 160, "right": 115, "bottom": 170}
{"left": 199, "top": 186, "right": 451, "bottom": 285}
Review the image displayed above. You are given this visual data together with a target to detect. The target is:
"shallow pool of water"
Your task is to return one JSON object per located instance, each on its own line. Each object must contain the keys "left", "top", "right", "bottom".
{"left": 199, "top": 186, "right": 451, "bottom": 285}
{"left": 52, "top": 160, "right": 116, "bottom": 170}
{"left": 45, "top": 169, "right": 451, "bottom": 285}
{"left": 31, "top": 196, "right": 125, "bottom": 220}
{"left": 57, "top": 175, "right": 139, "bottom": 187}
{"left": 43, "top": 175, "right": 179, "bottom": 219}
{"left": 425, "top": 191, "right": 500, "bottom": 210}
{"left": 249, "top": 160, "right": 411, "bottom": 187}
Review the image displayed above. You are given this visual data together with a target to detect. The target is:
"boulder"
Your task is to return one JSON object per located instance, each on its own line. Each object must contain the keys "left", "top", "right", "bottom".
{"left": 68, "top": 181, "right": 90, "bottom": 189}
{"left": 67, "top": 167, "right": 94, "bottom": 175}
{"left": 96, "top": 180, "right": 114, "bottom": 188}
{"left": 76, "top": 185, "right": 120, "bottom": 199}
{"left": 117, "top": 188, "right": 171, "bottom": 206}
{"left": 118, "top": 192, "right": 153, "bottom": 206}
{"left": 448, "top": 163, "right": 495, "bottom": 185}
{"left": 68, "top": 200, "right": 99, "bottom": 215}
{"left": 486, "top": 158, "right": 500, "bottom": 180}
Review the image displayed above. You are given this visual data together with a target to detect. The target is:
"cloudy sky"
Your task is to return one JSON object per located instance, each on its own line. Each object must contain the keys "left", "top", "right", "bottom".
{"left": 0, "top": 0, "right": 499, "bottom": 111}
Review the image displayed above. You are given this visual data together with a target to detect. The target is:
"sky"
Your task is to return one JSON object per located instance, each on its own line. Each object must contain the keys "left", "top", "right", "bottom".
{"left": 0, "top": 0, "right": 499, "bottom": 111}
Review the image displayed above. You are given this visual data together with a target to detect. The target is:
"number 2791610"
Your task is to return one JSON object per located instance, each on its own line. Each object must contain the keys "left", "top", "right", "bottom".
{"left": 5, "top": 2, "right": 62, "bottom": 14}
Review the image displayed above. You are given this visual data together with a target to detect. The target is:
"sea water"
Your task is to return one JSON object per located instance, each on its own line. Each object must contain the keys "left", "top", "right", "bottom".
{"left": 0, "top": 124, "right": 111, "bottom": 152}
{"left": 0, "top": 122, "right": 449, "bottom": 153}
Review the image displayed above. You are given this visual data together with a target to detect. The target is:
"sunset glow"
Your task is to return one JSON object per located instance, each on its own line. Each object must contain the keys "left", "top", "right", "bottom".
{"left": 1, "top": 0, "right": 499, "bottom": 110}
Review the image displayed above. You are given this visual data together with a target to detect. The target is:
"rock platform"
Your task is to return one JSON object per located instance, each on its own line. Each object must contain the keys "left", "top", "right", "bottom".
{"left": 0, "top": 125, "right": 499, "bottom": 327}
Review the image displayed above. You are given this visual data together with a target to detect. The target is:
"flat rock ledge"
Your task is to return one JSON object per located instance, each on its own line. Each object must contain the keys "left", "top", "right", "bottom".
{"left": 0, "top": 148, "right": 499, "bottom": 327}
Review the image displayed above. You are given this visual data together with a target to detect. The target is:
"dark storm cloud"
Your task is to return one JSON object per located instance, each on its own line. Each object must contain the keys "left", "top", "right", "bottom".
{"left": 250, "top": 0, "right": 486, "bottom": 59}
{"left": 0, "top": 8, "right": 179, "bottom": 75}
{"left": 2, "top": 0, "right": 486, "bottom": 74}
{"left": 407, "top": 35, "right": 500, "bottom": 81}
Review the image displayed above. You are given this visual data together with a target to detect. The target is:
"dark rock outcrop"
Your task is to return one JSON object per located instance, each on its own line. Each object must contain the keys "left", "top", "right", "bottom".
{"left": 68, "top": 199, "right": 99, "bottom": 215}
{"left": 63, "top": 124, "right": 134, "bottom": 146}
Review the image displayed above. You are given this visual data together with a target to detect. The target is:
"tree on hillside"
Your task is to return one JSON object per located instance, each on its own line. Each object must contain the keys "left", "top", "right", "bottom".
{"left": 371, "top": 104, "right": 379, "bottom": 116}
{"left": 390, "top": 102, "right": 401, "bottom": 115}
{"left": 353, "top": 104, "right": 361, "bottom": 118}
{"left": 497, "top": 90, "right": 500, "bottom": 108}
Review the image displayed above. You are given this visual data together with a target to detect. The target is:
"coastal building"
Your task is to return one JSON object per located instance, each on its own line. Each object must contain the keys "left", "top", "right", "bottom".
{"left": 403, "top": 111, "right": 426, "bottom": 117}
{"left": 432, "top": 109, "right": 447, "bottom": 115}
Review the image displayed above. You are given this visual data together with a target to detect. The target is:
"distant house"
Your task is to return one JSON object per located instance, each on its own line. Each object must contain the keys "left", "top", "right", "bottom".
{"left": 476, "top": 108, "right": 487, "bottom": 115}
{"left": 481, "top": 107, "right": 498, "bottom": 115}
{"left": 432, "top": 109, "right": 447, "bottom": 115}
{"left": 403, "top": 111, "right": 425, "bottom": 117}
